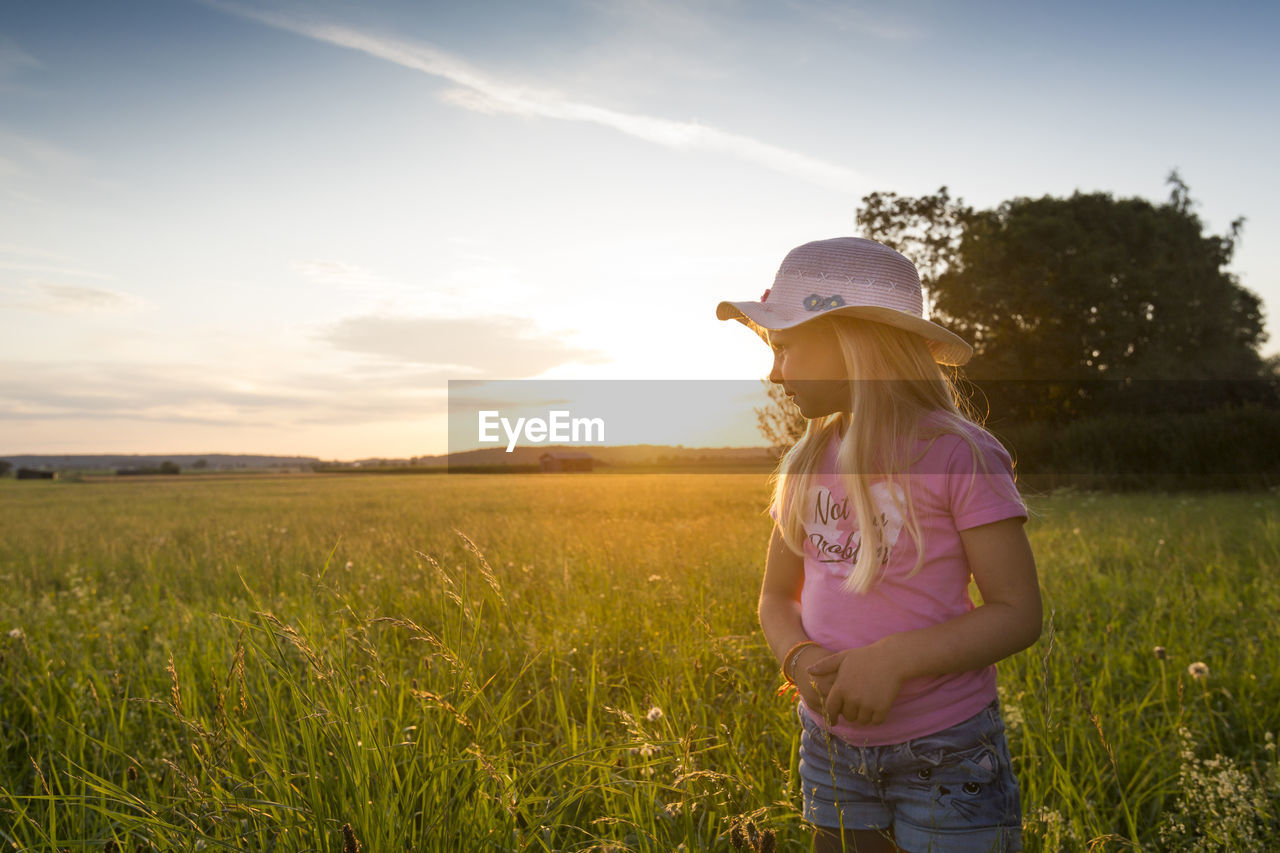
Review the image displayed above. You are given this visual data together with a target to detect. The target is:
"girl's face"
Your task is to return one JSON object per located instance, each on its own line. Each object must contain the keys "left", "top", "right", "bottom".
{"left": 767, "top": 321, "right": 852, "bottom": 418}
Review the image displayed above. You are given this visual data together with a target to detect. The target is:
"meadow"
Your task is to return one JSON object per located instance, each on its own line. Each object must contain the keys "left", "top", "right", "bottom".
{"left": 1, "top": 473, "right": 1278, "bottom": 851}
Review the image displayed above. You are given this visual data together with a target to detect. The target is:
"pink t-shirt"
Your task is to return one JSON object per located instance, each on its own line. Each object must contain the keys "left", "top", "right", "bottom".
{"left": 771, "top": 418, "right": 1028, "bottom": 746}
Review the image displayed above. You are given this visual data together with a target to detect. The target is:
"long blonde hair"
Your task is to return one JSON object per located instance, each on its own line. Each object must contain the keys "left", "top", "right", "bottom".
{"left": 768, "top": 315, "right": 1005, "bottom": 594}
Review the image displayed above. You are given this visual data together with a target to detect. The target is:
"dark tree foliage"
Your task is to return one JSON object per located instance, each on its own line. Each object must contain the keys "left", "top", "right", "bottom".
{"left": 856, "top": 186, "right": 971, "bottom": 319}
{"left": 855, "top": 174, "right": 1274, "bottom": 422}
{"left": 934, "top": 176, "right": 1263, "bottom": 382}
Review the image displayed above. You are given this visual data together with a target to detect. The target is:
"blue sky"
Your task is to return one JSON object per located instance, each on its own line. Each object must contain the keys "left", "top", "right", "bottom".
{"left": 2, "top": 0, "right": 1277, "bottom": 458}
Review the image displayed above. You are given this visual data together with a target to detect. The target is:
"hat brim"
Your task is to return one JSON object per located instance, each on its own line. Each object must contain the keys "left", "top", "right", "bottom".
{"left": 716, "top": 299, "right": 973, "bottom": 367}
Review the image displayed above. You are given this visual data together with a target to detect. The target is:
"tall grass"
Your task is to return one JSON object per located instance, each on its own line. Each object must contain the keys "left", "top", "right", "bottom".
{"left": 0, "top": 475, "right": 1277, "bottom": 850}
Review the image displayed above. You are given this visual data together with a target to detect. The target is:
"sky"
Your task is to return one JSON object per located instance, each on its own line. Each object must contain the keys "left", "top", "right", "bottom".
{"left": 2, "top": 0, "right": 1277, "bottom": 459}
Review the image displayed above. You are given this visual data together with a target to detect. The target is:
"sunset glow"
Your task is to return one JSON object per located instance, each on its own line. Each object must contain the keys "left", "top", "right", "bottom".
{"left": 2, "top": 1, "right": 1277, "bottom": 458}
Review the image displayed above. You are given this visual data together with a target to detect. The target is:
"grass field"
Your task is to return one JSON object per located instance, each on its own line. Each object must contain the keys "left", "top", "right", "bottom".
{"left": 1, "top": 474, "right": 1278, "bottom": 851}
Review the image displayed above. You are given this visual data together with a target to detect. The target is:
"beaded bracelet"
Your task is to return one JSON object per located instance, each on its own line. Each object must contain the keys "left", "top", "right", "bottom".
{"left": 782, "top": 640, "right": 820, "bottom": 684}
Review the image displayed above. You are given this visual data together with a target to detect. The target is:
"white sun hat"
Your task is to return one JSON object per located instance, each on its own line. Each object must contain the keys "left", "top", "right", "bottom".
{"left": 716, "top": 236, "right": 973, "bottom": 366}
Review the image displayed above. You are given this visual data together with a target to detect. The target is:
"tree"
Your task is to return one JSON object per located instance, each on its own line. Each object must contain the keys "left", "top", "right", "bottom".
{"left": 934, "top": 175, "right": 1263, "bottom": 381}
{"left": 857, "top": 186, "right": 971, "bottom": 318}
{"left": 0, "top": 460, "right": 11, "bottom": 477}
{"left": 754, "top": 380, "right": 806, "bottom": 453}
{"left": 855, "top": 174, "right": 1272, "bottom": 422}
{"left": 757, "top": 175, "right": 1275, "bottom": 444}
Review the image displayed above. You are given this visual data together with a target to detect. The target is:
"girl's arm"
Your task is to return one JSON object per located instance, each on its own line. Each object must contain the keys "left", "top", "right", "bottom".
{"left": 758, "top": 524, "right": 831, "bottom": 711}
{"left": 809, "top": 516, "right": 1042, "bottom": 727}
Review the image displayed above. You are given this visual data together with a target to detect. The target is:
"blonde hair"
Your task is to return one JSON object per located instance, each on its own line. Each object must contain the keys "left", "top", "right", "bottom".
{"left": 768, "top": 316, "right": 1007, "bottom": 594}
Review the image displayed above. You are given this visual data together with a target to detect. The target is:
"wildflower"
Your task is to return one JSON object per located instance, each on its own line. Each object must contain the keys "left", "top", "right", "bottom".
{"left": 344, "top": 561, "right": 354, "bottom": 570}
{"left": 647, "top": 574, "right": 663, "bottom": 583}
{"left": 646, "top": 706, "right": 664, "bottom": 722}
{"left": 6, "top": 627, "right": 22, "bottom": 640}
{"left": 1188, "top": 661, "right": 1209, "bottom": 680}
{"left": 638, "top": 743, "right": 658, "bottom": 758}
{"left": 1153, "top": 646, "right": 1167, "bottom": 660}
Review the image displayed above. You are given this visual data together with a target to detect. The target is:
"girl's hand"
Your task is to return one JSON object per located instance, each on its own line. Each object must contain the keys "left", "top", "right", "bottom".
{"left": 791, "top": 645, "right": 834, "bottom": 712}
{"left": 805, "top": 641, "right": 905, "bottom": 727}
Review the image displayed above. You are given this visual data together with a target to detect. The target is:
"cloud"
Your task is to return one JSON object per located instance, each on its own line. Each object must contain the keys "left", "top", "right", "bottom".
{"left": 0, "top": 361, "right": 451, "bottom": 428}
{"left": 0, "top": 259, "right": 115, "bottom": 280}
{"left": 321, "top": 314, "right": 608, "bottom": 377}
{"left": 206, "top": 1, "right": 865, "bottom": 191}
{"left": 782, "top": 0, "right": 923, "bottom": 40}
{"left": 0, "top": 130, "right": 85, "bottom": 174}
{"left": 291, "top": 259, "right": 392, "bottom": 294}
{"left": 0, "top": 36, "right": 41, "bottom": 84}
{"left": 0, "top": 281, "right": 144, "bottom": 314}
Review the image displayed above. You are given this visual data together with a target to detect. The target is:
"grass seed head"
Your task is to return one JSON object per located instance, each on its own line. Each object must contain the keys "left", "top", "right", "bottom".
{"left": 165, "top": 652, "right": 182, "bottom": 717}
{"left": 341, "top": 822, "right": 362, "bottom": 853}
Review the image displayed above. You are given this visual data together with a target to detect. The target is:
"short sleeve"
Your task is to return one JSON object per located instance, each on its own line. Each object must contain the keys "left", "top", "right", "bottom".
{"left": 946, "top": 429, "right": 1028, "bottom": 531}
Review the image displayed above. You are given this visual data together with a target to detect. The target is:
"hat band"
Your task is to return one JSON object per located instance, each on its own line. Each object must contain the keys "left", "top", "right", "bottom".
{"left": 773, "top": 270, "right": 923, "bottom": 317}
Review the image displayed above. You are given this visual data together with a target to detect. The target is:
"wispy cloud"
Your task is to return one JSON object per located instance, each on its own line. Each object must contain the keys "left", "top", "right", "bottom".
{"left": 0, "top": 260, "right": 115, "bottom": 280}
{"left": 321, "top": 314, "right": 608, "bottom": 377}
{"left": 206, "top": 1, "right": 865, "bottom": 190}
{"left": 0, "top": 281, "right": 144, "bottom": 314}
{"left": 0, "top": 361, "right": 449, "bottom": 427}
{"left": 0, "top": 36, "right": 41, "bottom": 85}
{"left": 782, "top": 0, "right": 923, "bottom": 40}
{"left": 292, "top": 259, "right": 391, "bottom": 294}
{"left": 0, "top": 130, "right": 85, "bottom": 174}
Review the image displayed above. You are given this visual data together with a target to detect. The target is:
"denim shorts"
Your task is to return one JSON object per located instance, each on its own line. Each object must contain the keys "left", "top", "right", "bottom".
{"left": 797, "top": 700, "right": 1022, "bottom": 853}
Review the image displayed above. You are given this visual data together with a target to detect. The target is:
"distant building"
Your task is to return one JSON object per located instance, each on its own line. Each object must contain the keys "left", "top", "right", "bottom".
{"left": 16, "top": 468, "right": 56, "bottom": 480}
{"left": 539, "top": 451, "right": 594, "bottom": 473}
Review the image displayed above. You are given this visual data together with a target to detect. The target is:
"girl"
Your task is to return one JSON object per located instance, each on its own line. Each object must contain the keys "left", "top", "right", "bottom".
{"left": 716, "top": 237, "right": 1042, "bottom": 853}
